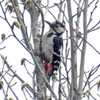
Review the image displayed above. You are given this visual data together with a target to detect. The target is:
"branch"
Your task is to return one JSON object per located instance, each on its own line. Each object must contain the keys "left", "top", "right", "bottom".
{"left": 80, "top": 36, "right": 100, "bottom": 55}
{"left": 0, "top": 55, "right": 35, "bottom": 95}
{"left": 83, "top": 64, "right": 100, "bottom": 90}
{"left": 78, "top": 0, "right": 88, "bottom": 100}
{"left": 87, "top": 0, "right": 99, "bottom": 27}
{"left": 88, "top": 20, "right": 100, "bottom": 33}
{"left": 2, "top": 76, "right": 19, "bottom": 100}
{"left": 11, "top": 0, "right": 29, "bottom": 48}
{"left": 0, "top": 1, "right": 31, "bottom": 53}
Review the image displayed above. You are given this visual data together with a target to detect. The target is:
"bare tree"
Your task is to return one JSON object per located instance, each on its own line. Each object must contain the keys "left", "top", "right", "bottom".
{"left": 0, "top": 0, "right": 100, "bottom": 100}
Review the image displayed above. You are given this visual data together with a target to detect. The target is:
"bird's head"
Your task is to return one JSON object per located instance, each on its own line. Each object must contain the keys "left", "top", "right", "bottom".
{"left": 45, "top": 20, "right": 65, "bottom": 36}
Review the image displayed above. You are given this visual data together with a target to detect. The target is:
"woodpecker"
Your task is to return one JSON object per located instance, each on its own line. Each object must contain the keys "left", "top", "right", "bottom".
{"left": 42, "top": 21, "right": 65, "bottom": 78}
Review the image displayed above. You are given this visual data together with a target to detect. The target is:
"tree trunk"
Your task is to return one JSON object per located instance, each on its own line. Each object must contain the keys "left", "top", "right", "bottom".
{"left": 78, "top": 0, "right": 88, "bottom": 100}
{"left": 28, "top": 0, "right": 46, "bottom": 100}
{"left": 66, "top": 0, "right": 77, "bottom": 100}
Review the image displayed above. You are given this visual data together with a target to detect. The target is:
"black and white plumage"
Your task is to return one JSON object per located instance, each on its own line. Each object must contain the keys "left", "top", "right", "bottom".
{"left": 42, "top": 21, "right": 65, "bottom": 75}
{"left": 52, "top": 35, "right": 63, "bottom": 71}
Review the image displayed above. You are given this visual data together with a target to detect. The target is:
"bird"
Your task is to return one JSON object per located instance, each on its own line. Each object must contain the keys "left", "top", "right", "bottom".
{"left": 42, "top": 20, "right": 65, "bottom": 79}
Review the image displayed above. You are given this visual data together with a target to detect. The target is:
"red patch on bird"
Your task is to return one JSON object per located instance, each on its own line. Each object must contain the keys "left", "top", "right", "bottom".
{"left": 44, "top": 63, "right": 53, "bottom": 74}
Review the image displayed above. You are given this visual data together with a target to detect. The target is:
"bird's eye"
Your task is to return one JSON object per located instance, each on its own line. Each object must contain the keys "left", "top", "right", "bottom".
{"left": 55, "top": 21, "right": 64, "bottom": 27}
{"left": 55, "top": 25, "right": 59, "bottom": 28}
{"left": 59, "top": 23, "right": 64, "bottom": 28}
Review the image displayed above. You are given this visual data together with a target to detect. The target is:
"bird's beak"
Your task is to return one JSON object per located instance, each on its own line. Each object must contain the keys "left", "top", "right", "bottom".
{"left": 45, "top": 20, "right": 52, "bottom": 27}
{"left": 45, "top": 20, "right": 56, "bottom": 29}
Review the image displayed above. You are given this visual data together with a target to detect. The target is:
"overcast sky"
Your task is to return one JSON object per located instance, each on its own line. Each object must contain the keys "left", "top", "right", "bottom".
{"left": 0, "top": 0, "right": 100, "bottom": 100}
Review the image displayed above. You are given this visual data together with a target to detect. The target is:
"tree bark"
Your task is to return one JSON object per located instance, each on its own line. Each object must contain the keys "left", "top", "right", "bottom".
{"left": 66, "top": 0, "right": 77, "bottom": 100}
{"left": 78, "top": 0, "right": 88, "bottom": 100}
{"left": 28, "top": 0, "right": 46, "bottom": 100}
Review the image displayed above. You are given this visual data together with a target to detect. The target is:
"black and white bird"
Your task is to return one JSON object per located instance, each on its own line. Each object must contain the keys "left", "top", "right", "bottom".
{"left": 42, "top": 21, "right": 65, "bottom": 77}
